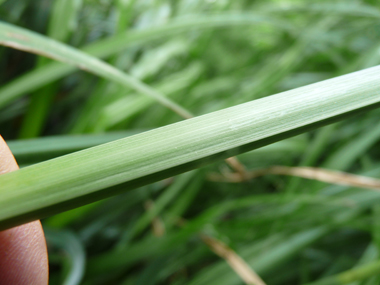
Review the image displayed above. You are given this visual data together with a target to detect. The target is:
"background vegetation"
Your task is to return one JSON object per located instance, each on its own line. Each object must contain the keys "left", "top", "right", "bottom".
{"left": 1, "top": 0, "right": 380, "bottom": 284}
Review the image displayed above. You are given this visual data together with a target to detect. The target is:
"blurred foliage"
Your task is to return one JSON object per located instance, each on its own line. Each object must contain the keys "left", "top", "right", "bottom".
{"left": 2, "top": 0, "right": 380, "bottom": 284}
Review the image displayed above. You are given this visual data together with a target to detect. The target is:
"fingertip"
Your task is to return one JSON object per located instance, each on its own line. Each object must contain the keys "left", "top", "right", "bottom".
{"left": 0, "top": 221, "right": 49, "bottom": 285}
{"left": 0, "top": 135, "right": 19, "bottom": 174}
{"left": 0, "top": 136, "right": 49, "bottom": 284}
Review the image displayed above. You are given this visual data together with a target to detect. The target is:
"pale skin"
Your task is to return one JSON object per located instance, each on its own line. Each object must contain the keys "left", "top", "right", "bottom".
{"left": 0, "top": 136, "right": 49, "bottom": 284}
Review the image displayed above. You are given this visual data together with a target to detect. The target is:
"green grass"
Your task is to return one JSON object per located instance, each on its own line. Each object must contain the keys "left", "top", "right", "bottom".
{"left": 1, "top": 0, "right": 380, "bottom": 284}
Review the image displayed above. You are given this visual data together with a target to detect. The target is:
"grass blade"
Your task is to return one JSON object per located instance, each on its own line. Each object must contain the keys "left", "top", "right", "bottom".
{"left": 0, "top": 21, "right": 192, "bottom": 119}
{"left": 0, "top": 13, "right": 291, "bottom": 108}
{"left": 7, "top": 131, "right": 144, "bottom": 165}
{"left": 45, "top": 229, "right": 85, "bottom": 285}
{"left": 18, "top": 0, "right": 83, "bottom": 138}
{"left": 304, "top": 260, "right": 380, "bottom": 285}
{"left": 0, "top": 65, "right": 379, "bottom": 230}
{"left": 201, "top": 234, "right": 267, "bottom": 285}
{"left": 208, "top": 166, "right": 380, "bottom": 191}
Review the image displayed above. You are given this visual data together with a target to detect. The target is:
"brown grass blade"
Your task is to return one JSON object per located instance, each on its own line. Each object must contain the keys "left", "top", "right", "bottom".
{"left": 208, "top": 166, "right": 380, "bottom": 190}
{"left": 201, "top": 235, "right": 267, "bottom": 285}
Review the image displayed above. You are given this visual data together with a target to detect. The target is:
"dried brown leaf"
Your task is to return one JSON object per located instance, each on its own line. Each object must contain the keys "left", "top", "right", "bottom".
{"left": 208, "top": 166, "right": 380, "bottom": 191}
{"left": 201, "top": 235, "right": 266, "bottom": 285}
